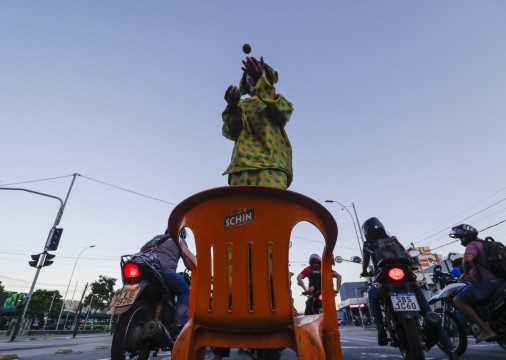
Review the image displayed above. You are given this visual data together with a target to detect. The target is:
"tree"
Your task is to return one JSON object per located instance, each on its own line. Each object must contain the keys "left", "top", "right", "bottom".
{"left": 0, "top": 281, "right": 4, "bottom": 295}
{"left": 15, "top": 289, "right": 62, "bottom": 325}
{"left": 84, "top": 276, "right": 117, "bottom": 311}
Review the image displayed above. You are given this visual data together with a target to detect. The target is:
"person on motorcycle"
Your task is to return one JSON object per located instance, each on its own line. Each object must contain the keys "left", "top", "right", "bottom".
{"left": 141, "top": 228, "right": 191, "bottom": 332}
{"left": 297, "top": 253, "right": 342, "bottom": 315}
{"left": 360, "top": 217, "right": 458, "bottom": 359}
{"left": 450, "top": 224, "right": 502, "bottom": 343}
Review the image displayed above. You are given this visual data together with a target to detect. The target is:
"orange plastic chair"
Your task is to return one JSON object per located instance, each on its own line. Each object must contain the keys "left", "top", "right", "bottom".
{"left": 167, "top": 186, "right": 342, "bottom": 360}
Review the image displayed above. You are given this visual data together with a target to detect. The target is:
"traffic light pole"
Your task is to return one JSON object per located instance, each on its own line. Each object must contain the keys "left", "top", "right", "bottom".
{"left": 4, "top": 173, "right": 80, "bottom": 341}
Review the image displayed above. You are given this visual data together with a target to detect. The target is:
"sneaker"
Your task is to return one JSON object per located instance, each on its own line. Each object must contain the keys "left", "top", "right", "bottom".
{"left": 377, "top": 326, "right": 388, "bottom": 346}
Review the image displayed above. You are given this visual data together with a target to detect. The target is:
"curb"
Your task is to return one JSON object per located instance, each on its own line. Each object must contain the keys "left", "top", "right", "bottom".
{"left": 0, "top": 355, "right": 19, "bottom": 360}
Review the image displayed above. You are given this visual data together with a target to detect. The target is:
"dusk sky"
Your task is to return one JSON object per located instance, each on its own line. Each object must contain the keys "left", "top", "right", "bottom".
{"left": 1, "top": 1, "right": 505, "bottom": 311}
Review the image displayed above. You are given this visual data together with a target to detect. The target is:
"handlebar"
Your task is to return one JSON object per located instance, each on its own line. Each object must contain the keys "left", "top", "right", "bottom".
{"left": 360, "top": 272, "right": 374, "bottom": 278}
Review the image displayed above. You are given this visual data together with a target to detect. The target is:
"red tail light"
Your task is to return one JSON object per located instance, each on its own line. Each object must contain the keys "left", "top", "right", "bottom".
{"left": 318, "top": 293, "right": 323, "bottom": 301}
{"left": 388, "top": 267, "right": 405, "bottom": 281}
{"left": 124, "top": 263, "right": 140, "bottom": 278}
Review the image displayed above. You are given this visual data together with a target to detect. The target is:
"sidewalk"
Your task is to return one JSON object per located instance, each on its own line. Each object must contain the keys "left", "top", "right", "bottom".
{"left": 0, "top": 332, "right": 110, "bottom": 351}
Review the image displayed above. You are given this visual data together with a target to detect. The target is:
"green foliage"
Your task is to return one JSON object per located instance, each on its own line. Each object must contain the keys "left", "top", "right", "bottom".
{"left": 16, "top": 289, "right": 62, "bottom": 320}
{"left": 84, "top": 275, "right": 117, "bottom": 311}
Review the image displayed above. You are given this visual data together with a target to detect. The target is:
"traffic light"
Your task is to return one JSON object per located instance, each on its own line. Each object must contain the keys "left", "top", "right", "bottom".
{"left": 47, "top": 228, "right": 63, "bottom": 251}
{"left": 43, "top": 253, "right": 56, "bottom": 267}
{"left": 29, "top": 254, "right": 41, "bottom": 268}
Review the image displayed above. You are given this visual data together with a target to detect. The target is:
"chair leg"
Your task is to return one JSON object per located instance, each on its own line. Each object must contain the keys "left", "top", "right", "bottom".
{"left": 295, "top": 323, "right": 326, "bottom": 359}
{"left": 171, "top": 321, "right": 192, "bottom": 360}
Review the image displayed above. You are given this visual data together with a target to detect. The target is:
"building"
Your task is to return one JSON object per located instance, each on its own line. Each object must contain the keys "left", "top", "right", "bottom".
{"left": 337, "top": 281, "right": 370, "bottom": 325}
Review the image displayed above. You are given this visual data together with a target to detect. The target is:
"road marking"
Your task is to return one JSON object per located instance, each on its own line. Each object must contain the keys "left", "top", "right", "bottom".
{"left": 0, "top": 355, "right": 19, "bottom": 360}
{"left": 340, "top": 336, "right": 378, "bottom": 343}
{"left": 55, "top": 348, "right": 72, "bottom": 354}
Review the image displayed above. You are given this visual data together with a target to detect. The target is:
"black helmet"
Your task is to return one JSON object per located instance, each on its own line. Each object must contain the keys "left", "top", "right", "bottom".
{"left": 309, "top": 253, "right": 321, "bottom": 266}
{"left": 449, "top": 224, "right": 478, "bottom": 246}
{"left": 362, "top": 217, "right": 387, "bottom": 242}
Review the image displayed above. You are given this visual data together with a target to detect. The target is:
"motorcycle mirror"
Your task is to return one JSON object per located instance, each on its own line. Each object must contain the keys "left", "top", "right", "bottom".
{"left": 447, "top": 252, "right": 463, "bottom": 261}
{"left": 350, "top": 256, "right": 362, "bottom": 264}
{"left": 409, "top": 250, "right": 420, "bottom": 258}
{"left": 335, "top": 256, "right": 343, "bottom": 263}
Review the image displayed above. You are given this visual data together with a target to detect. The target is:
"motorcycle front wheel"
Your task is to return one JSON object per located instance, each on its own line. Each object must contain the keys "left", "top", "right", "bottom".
{"left": 437, "top": 310, "right": 467, "bottom": 356}
{"left": 111, "top": 299, "right": 154, "bottom": 360}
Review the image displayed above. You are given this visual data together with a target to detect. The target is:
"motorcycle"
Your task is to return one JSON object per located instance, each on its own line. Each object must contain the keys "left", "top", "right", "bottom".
{"left": 110, "top": 236, "right": 189, "bottom": 360}
{"left": 367, "top": 257, "right": 442, "bottom": 360}
{"left": 429, "top": 265, "right": 506, "bottom": 354}
{"left": 301, "top": 290, "right": 323, "bottom": 314}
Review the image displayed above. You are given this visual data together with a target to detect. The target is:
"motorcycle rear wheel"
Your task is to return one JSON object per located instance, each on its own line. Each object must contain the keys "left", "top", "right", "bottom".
{"left": 437, "top": 310, "right": 467, "bottom": 356}
{"left": 399, "top": 316, "right": 425, "bottom": 360}
{"left": 111, "top": 299, "right": 154, "bottom": 360}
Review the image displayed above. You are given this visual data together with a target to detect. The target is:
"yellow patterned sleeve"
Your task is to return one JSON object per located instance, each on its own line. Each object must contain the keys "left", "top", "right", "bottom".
{"left": 222, "top": 103, "right": 243, "bottom": 141}
{"left": 250, "top": 75, "right": 293, "bottom": 127}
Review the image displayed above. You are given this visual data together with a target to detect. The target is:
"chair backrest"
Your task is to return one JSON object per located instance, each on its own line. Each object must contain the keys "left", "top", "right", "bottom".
{"left": 168, "top": 186, "right": 338, "bottom": 333}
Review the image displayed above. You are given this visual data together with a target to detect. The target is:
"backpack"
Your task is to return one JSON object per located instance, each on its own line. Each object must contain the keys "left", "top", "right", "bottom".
{"left": 308, "top": 263, "right": 322, "bottom": 291}
{"left": 373, "top": 236, "right": 408, "bottom": 262}
{"left": 476, "top": 237, "right": 506, "bottom": 279}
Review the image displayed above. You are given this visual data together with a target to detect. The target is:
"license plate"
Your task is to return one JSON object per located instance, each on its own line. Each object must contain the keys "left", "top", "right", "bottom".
{"left": 110, "top": 284, "right": 141, "bottom": 308}
{"left": 390, "top": 292, "right": 420, "bottom": 312}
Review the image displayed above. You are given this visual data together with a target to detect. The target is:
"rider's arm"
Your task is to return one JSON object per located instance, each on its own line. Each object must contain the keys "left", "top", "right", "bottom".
{"left": 361, "top": 252, "right": 370, "bottom": 275}
{"left": 462, "top": 253, "right": 476, "bottom": 280}
{"left": 182, "top": 253, "right": 192, "bottom": 270}
{"left": 333, "top": 271, "right": 342, "bottom": 293}
{"left": 297, "top": 272, "right": 308, "bottom": 292}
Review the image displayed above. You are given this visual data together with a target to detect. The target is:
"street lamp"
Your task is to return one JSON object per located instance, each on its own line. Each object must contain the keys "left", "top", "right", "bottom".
{"left": 325, "top": 200, "right": 364, "bottom": 254}
{"left": 56, "top": 245, "right": 95, "bottom": 329}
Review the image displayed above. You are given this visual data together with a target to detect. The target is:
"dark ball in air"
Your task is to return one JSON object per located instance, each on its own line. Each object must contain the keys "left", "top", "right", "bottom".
{"left": 242, "top": 44, "right": 251, "bottom": 54}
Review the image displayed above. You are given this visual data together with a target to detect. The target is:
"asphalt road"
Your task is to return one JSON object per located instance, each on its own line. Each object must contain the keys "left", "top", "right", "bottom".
{"left": 1, "top": 327, "right": 505, "bottom": 359}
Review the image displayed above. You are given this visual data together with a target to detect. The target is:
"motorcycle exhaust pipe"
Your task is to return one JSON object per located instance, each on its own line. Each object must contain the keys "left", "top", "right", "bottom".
{"left": 144, "top": 320, "right": 174, "bottom": 350}
{"left": 423, "top": 311, "right": 441, "bottom": 350}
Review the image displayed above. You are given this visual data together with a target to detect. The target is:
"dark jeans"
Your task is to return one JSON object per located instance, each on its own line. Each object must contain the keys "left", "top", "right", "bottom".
{"left": 304, "top": 297, "right": 314, "bottom": 315}
{"left": 163, "top": 272, "right": 190, "bottom": 325}
{"left": 368, "top": 285, "right": 454, "bottom": 351}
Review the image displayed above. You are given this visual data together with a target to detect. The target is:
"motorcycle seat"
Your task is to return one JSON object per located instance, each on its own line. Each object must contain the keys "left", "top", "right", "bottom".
{"left": 481, "top": 281, "right": 506, "bottom": 304}
{"left": 377, "top": 257, "right": 411, "bottom": 269}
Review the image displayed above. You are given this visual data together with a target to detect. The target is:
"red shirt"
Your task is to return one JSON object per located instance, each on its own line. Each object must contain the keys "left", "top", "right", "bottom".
{"left": 300, "top": 264, "right": 321, "bottom": 278}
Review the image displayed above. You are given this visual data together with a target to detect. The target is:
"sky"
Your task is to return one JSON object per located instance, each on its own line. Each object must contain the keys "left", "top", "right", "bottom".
{"left": 1, "top": 1, "right": 506, "bottom": 312}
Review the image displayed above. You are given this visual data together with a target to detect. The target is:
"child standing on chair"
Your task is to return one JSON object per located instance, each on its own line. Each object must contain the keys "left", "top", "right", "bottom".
{"left": 222, "top": 56, "right": 294, "bottom": 190}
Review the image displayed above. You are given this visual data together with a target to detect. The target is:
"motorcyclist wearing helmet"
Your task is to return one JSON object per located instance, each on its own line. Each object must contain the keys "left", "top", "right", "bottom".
{"left": 450, "top": 224, "right": 501, "bottom": 343}
{"left": 360, "top": 218, "right": 458, "bottom": 359}
{"left": 141, "top": 228, "right": 191, "bottom": 331}
{"left": 296, "top": 253, "right": 341, "bottom": 315}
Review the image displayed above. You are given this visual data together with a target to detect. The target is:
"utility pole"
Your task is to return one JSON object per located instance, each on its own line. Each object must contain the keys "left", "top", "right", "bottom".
{"left": 42, "top": 292, "right": 57, "bottom": 331}
{"left": 84, "top": 294, "right": 95, "bottom": 330}
{"left": 6, "top": 173, "right": 79, "bottom": 341}
{"left": 351, "top": 202, "right": 365, "bottom": 244}
{"left": 73, "top": 283, "right": 88, "bottom": 338}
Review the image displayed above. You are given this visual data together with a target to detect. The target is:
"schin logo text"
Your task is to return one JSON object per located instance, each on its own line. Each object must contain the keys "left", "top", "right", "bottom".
{"left": 224, "top": 208, "right": 254, "bottom": 229}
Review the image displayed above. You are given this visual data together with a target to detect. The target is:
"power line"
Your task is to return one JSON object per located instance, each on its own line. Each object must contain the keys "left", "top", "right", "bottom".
{"left": 0, "top": 174, "right": 74, "bottom": 186}
{"left": 412, "top": 186, "right": 506, "bottom": 242}
{"left": 78, "top": 175, "right": 177, "bottom": 205}
{"left": 414, "top": 198, "right": 506, "bottom": 246}
{"left": 421, "top": 219, "right": 506, "bottom": 251}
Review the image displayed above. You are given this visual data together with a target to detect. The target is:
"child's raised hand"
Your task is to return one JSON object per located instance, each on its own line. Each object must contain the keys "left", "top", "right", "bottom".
{"left": 242, "top": 56, "right": 265, "bottom": 84}
{"left": 224, "top": 85, "right": 241, "bottom": 108}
